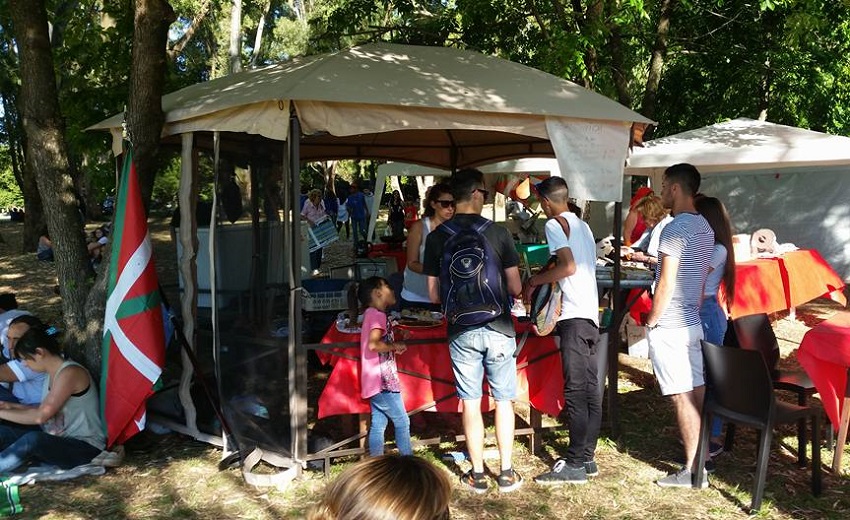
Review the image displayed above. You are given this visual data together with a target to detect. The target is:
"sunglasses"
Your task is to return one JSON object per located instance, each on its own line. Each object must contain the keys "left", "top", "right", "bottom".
{"left": 435, "top": 200, "right": 455, "bottom": 208}
{"left": 473, "top": 188, "right": 490, "bottom": 200}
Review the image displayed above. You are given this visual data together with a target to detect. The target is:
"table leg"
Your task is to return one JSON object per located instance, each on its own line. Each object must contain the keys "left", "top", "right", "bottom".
{"left": 529, "top": 407, "right": 542, "bottom": 454}
{"left": 832, "top": 397, "right": 850, "bottom": 473}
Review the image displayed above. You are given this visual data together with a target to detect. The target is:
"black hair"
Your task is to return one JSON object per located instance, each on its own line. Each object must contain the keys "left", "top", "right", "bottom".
{"left": 9, "top": 314, "right": 46, "bottom": 332}
{"left": 347, "top": 277, "right": 390, "bottom": 318}
{"left": 664, "top": 163, "right": 701, "bottom": 196}
{"left": 14, "top": 327, "right": 62, "bottom": 361}
{"left": 536, "top": 176, "right": 570, "bottom": 204}
{"left": 568, "top": 201, "right": 582, "bottom": 219}
{"left": 0, "top": 293, "right": 18, "bottom": 311}
{"left": 423, "top": 183, "right": 453, "bottom": 218}
{"left": 449, "top": 168, "right": 484, "bottom": 203}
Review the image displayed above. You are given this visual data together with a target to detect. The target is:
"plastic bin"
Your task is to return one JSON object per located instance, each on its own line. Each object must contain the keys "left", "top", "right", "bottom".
{"left": 302, "top": 279, "right": 352, "bottom": 312}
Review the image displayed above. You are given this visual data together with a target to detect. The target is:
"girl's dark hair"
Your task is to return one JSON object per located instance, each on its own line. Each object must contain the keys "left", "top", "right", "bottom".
{"left": 9, "top": 314, "right": 46, "bottom": 332}
{"left": 423, "top": 183, "right": 452, "bottom": 218}
{"left": 347, "top": 277, "right": 390, "bottom": 318}
{"left": 14, "top": 327, "right": 62, "bottom": 360}
{"left": 695, "top": 196, "right": 736, "bottom": 304}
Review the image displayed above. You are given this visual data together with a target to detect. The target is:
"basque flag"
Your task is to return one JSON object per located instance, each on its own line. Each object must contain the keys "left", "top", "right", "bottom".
{"left": 100, "top": 146, "right": 165, "bottom": 447}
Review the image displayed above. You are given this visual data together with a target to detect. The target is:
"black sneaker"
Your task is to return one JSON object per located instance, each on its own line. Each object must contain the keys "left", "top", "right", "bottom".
{"left": 533, "top": 459, "right": 587, "bottom": 485}
{"left": 497, "top": 468, "right": 523, "bottom": 493}
{"left": 584, "top": 460, "right": 599, "bottom": 477}
{"left": 460, "top": 470, "right": 489, "bottom": 494}
{"left": 655, "top": 467, "right": 709, "bottom": 489}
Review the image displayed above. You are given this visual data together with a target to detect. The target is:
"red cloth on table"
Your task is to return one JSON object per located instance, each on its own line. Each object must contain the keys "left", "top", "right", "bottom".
{"left": 797, "top": 312, "right": 850, "bottom": 431}
{"left": 726, "top": 249, "right": 846, "bottom": 319}
{"left": 316, "top": 319, "right": 564, "bottom": 419}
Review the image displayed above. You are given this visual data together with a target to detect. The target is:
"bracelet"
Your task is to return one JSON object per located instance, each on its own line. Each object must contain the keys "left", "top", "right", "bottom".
{"left": 646, "top": 323, "right": 659, "bottom": 330}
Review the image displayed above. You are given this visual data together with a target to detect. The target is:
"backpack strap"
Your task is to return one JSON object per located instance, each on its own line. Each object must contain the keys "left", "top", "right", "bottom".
{"left": 553, "top": 215, "right": 571, "bottom": 240}
{"left": 441, "top": 220, "right": 458, "bottom": 236}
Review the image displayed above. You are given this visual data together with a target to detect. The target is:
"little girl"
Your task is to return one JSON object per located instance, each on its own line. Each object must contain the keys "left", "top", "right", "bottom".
{"left": 348, "top": 276, "right": 412, "bottom": 456}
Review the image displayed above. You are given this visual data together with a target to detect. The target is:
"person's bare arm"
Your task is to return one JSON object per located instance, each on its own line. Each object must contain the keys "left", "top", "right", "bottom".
{"left": 523, "top": 247, "right": 574, "bottom": 300}
{"left": 367, "top": 327, "right": 406, "bottom": 354}
{"left": 645, "top": 254, "right": 679, "bottom": 327}
{"left": 0, "top": 364, "right": 19, "bottom": 383}
{"left": 0, "top": 365, "right": 87, "bottom": 425}
{"left": 623, "top": 210, "right": 638, "bottom": 245}
{"left": 504, "top": 266, "right": 522, "bottom": 299}
{"left": 427, "top": 276, "right": 440, "bottom": 304}
{"left": 405, "top": 221, "right": 424, "bottom": 273}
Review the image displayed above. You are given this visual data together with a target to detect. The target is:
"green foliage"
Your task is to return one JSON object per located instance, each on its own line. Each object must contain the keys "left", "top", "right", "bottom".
{"left": 0, "top": 145, "right": 23, "bottom": 209}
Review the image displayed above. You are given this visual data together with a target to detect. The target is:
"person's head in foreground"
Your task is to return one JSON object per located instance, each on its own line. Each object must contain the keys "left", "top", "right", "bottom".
{"left": 307, "top": 455, "right": 452, "bottom": 520}
{"left": 14, "top": 327, "right": 63, "bottom": 373}
{"left": 661, "top": 163, "right": 701, "bottom": 210}
{"left": 535, "top": 176, "right": 571, "bottom": 218}
{"left": 449, "top": 168, "right": 487, "bottom": 212}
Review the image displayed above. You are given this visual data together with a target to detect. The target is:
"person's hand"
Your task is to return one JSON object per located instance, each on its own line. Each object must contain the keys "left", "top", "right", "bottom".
{"left": 0, "top": 401, "right": 12, "bottom": 411}
{"left": 393, "top": 328, "right": 411, "bottom": 341}
{"left": 522, "top": 276, "right": 537, "bottom": 303}
{"left": 394, "top": 342, "right": 407, "bottom": 354}
{"left": 631, "top": 251, "right": 650, "bottom": 264}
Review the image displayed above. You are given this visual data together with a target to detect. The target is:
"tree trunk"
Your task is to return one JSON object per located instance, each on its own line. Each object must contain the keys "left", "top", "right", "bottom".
{"left": 606, "top": 10, "right": 631, "bottom": 108}
{"left": 9, "top": 0, "right": 93, "bottom": 365}
{"left": 125, "top": 0, "right": 175, "bottom": 209}
{"left": 640, "top": 0, "right": 674, "bottom": 138}
{"left": 250, "top": 0, "right": 271, "bottom": 67}
{"left": 229, "top": 0, "right": 243, "bottom": 73}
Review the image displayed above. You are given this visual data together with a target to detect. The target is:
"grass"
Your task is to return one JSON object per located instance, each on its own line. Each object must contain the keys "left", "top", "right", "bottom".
{"left": 2, "top": 219, "right": 850, "bottom": 519}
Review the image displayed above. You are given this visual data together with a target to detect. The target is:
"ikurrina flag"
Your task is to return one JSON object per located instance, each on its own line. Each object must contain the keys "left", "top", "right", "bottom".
{"left": 101, "top": 147, "right": 165, "bottom": 447}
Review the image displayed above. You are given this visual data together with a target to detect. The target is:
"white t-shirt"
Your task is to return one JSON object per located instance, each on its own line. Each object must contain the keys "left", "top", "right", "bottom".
{"left": 704, "top": 243, "right": 728, "bottom": 298}
{"left": 0, "top": 309, "right": 46, "bottom": 405}
{"left": 545, "top": 212, "right": 599, "bottom": 325}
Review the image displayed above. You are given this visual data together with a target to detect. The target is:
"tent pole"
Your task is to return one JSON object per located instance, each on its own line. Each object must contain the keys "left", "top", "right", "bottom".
{"left": 288, "top": 113, "right": 308, "bottom": 467}
{"left": 608, "top": 201, "right": 623, "bottom": 437}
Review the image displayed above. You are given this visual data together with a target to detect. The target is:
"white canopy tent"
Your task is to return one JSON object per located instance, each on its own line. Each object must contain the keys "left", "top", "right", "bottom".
{"left": 626, "top": 118, "right": 850, "bottom": 280}
{"left": 90, "top": 43, "right": 651, "bottom": 484}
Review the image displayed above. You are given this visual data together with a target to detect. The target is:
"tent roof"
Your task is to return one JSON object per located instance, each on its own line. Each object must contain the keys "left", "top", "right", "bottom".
{"left": 625, "top": 118, "right": 850, "bottom": 176}
{"left": 89, "top": 43, "right": 651, "bottom": 135}
{"left": 377, "top": 158, "right": 560, "bottom": 178}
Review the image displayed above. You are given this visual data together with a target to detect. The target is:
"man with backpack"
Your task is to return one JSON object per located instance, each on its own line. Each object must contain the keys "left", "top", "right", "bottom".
{"left": 423, "top": 168, "right": 524, "bottom": 494}
{"left": 523, "top": 177, "right": 601, "bottom": 485}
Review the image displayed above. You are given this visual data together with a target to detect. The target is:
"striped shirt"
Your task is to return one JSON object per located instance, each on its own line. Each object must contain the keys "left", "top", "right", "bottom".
{"left": 655, "top": 212, "right": 714, "bottom": 328}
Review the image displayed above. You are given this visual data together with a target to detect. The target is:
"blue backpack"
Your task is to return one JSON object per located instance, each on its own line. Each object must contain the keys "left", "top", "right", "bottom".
{"left": 440, "top": 219, "right": 507, "bottom": 326}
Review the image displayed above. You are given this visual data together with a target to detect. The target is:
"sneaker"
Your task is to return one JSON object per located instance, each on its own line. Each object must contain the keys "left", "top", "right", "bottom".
{"left": 497, "top": 468, "right": 523, "bottom": 493}
{"left": 672, "top": 456, "right": 716, "bottom": 474}
{"left": 584, "top": 460, "right": 599, "bottom": 477}
{"left": 460, "top": 470, "right": 489, "bottom": 494}
{"left": 709, "top": 441, "right": 724, "bottom": 458}
{"left": 533, "top": 459, "right": 587, "bottom": 485}
{"left": 655, "top": 467, "right": 709, "bottom": 489}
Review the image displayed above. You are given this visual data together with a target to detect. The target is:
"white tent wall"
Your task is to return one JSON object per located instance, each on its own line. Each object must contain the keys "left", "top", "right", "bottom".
{"left": 699, "top": 166, "right": 850, "bottom": 281}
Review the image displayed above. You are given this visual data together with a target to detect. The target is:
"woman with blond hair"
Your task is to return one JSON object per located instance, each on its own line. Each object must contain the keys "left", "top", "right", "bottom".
{"left": 302, "top": 188, "right": 328, "bottom": 276}
{"left": 308, "top": 455, "right": 452, "bottom": 520}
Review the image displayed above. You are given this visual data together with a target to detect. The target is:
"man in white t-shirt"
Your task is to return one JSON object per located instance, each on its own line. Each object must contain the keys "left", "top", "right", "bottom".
{"left": 645, "top": 164, "right": 714, "bottom": 489}
{"left": 524, "top": 177, "right": 601, "bottom": 485}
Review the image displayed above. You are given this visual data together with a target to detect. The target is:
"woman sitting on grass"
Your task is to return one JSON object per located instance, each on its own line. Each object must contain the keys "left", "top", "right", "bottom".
{"left": 0, "top": 327, "right": 106, "bottom": 472}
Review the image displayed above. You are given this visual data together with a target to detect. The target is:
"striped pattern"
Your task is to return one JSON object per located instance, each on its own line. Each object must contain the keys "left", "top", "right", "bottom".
{"left": 655, "top": 213, "right": 715, "bottom": 328}
{"left": 100, "top": 147, "right": 166, "bottom": 448}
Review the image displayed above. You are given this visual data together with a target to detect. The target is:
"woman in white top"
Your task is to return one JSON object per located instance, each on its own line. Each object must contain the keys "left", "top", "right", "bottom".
{"left": 0, "top": 326, "right": 106, "bottom": 472}
{"left": 400, "top": 184, "right": 454, "bottom": 310}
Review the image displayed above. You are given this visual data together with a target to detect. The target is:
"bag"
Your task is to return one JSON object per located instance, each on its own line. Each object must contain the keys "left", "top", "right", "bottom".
{"left": 440, "top": 218, "right": 507, "bottom": 326}
{"left": 530, "top": 216, "right": 571, "bottom": 336}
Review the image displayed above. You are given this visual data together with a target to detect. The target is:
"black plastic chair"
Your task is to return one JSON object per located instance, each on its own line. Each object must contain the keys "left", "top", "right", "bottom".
{"left": 695, "top": 341, "right": 821, "bottom": 512}
{"left": 731, "top": 313, "right": 824, "bottom": 456}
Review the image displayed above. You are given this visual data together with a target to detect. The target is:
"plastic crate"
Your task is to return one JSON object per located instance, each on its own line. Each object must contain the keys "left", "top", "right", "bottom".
{"left": 302, "top": 279, "right": 351, "bottom": 312}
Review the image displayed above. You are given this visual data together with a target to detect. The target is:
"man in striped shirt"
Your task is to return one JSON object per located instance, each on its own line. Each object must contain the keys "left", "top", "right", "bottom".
{"left": 644, "top": 164, "right": 715, "bottom": 489}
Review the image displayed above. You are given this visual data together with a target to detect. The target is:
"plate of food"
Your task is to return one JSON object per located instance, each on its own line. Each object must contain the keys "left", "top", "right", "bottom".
{"left": 394, "top": 308, "right": 444, "bottom": 328}
{"left": 335, "top": 312, "right": 363, "bottom": 334}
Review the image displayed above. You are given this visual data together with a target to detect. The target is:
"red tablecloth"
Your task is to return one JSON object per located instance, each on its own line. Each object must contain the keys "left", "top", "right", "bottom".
{"left": 316, "top": 319, "right": 564, "bottom": 419}
{"left": 368, "top": 243, "right": 409, "bottom": 272}
{"left": 728, "top": 249, "right": 846, "bottom": 319}
{"left": 797, "top": 312, "right": 850, "bottom": 431}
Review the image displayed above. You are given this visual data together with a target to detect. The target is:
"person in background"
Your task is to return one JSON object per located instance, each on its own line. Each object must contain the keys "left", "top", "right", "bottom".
{"left": 348, "top": 277, "right": 411, "bottom": 457}
{"left": 306, "top": 455, "right": 451, "bottom": 520}
{"left": 644, "top": 163, "right": 714, "bottom": 489}
{"left": 336, "top": 197, "right": 350, "bottom": 239}
{"left": 0, "top": 314, "right": 48, "bottom": 407}
{"left": 695, "top": 194, "right": 736, "bottom": 456}
{"left": 0, "top": 327, "right": 106, "bottom": 472}
{"left": 346, "top": 184, "right": 370, "bottom": 251}
{"left": 301, "top": 189, "right": 327, "bottom": 277}
{"left": 387, "top": 190, "right": 406, "bottom": 238}
{"left": 36, "top": 227, "right": 53, "bottom": 262}
{"left": 324, "top": 190, "right": 339, "bottom": 229}
{"left": 623, "top": 186, "right": 654, "bottom": 246}
{"left": 525, "top": 177, "right": 601, "bottom": 485}
{"left": 400, "top": 183, "right": 454, "bottom": 310}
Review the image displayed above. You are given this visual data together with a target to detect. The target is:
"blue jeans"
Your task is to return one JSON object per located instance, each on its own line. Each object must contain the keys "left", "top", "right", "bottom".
{"left": 700, "top": 295, "right": 727, "bottom": 437}
{"left": 0, "top": 424, "right": 101, "bottom": 472}
{"left": 369, "top": 391, "right": 412, "bottom": 456}
{"left": 558, "top": 319, "right": 602, "bottom": 465}
{"left": 351, "top": 218, "right": 368, "bottom": 247}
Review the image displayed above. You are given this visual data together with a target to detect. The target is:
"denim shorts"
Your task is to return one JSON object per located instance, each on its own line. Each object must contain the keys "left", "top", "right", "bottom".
{"left": 449, "top": 327, "right": 517, "bottom": 401}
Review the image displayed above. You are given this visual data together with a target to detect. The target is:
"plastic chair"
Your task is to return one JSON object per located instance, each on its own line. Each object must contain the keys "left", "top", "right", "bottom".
{"left": 695, "top": 341, "right": 822, "bottom": 511}
{"left": 731, "top": 313, "right": 824, "bottom": 456}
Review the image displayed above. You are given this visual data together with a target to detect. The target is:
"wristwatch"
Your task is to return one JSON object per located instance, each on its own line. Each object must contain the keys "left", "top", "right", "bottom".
{"left": 646, "top": 322, "right": 659, "bottom": 330}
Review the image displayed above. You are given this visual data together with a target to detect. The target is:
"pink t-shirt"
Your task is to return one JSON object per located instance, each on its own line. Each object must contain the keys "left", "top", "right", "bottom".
{"left": 359, "top": 307, "right": 401, "bottom": 399}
